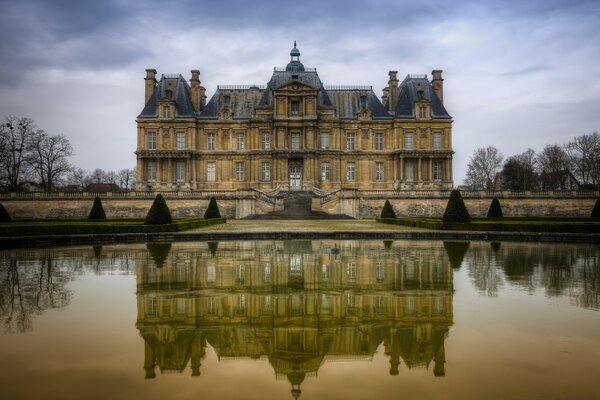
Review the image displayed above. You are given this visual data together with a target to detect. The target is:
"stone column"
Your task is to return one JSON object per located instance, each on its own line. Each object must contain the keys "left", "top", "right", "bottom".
{"left": 400, "top": 156, "right": 404, "bottom": 182}
{"left": 428, "top": 157, "right": 433, "bottom": 182}
{"left": 417, "top": 158, "right": 422, "bottom": 182}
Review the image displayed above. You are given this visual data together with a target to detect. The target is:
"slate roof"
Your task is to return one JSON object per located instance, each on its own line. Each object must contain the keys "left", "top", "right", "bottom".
{"left": 258, "top": 69, "right": 333, "bottom": 107}
{"left": 199, "top": 87, "right": 264, "bottom": 120}
{"left": 394, "top": 76, "right": 451, "bottom": 119}
{"left": 139, "top": 75, "right": 195, "bottom": 118}
{"left": 327, "top": 89, "right": 392, "bottom": 119}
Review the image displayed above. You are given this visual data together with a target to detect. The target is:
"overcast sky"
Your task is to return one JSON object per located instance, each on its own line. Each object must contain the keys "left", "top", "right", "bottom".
{"left": 1, "top": 0, "right": 599, "bottom": 183}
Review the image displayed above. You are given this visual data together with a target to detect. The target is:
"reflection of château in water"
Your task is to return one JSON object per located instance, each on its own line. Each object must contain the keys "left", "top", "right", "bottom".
{"left": 136, "top": 240, "right": 454, "bottom": 396}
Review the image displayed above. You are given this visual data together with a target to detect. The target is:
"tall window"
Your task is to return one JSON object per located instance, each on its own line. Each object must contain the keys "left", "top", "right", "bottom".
{"left": 176, "top": 161, "right": 185, "bottom": 182}
{"left": 433, "top": 160, "right": 442, "bottom": 181}
{"left": 404, "top": 132, "right": 413, "bottom": 149}
{"left": 236, "top": 133, "right": 245, "bottom": 151}
{"left": 433, "top": 132, "right": 442, "bottom": 150}
{"left": 262, "top": 161, "right": 270, "bottom": 181}
{"left": 207, "top": 262, "right": 216, "bottom": 283}
{"left": 147, "top": 132, "right": 156, "bottom": 149}
{"left": 321, "top": 132, "right": 330, "bottom": 149}
{"left": 375, "top": 162, "right": 384, "bottom": 181}
{"left": 290, "top": 255, "right": 302, "bottom": 277}
{"left": 346, "top": 133, "right": 355, "bottom": 151}
{"left": 147, "top": 161, "right": 157, "bottom": 181}
{"left": 207, "top": 132, "right": 215, "bottom": 150}
{"left": 207, "top": 162, "right": 216, "bottom": 182}
{"left": 376, "top": 262, "right": 385, "bottom": 283}
{"left": 419, "top": 105, "right": 427, "bottom": 119}
{"left": 176, "top": 132, "right": 186, "bottom": 149}
{"left": 291, "top": 133, "right": 300, "bottom": 150}
{"left": 346, "top": 162, "right": 355, "bottom": 181}
{"left": 262, "top": 133, "right": 270, "bottom": 150}
{"left": 235, "top": 162, "right": 245, "bottom": 181}
{"left": 375, "top": 133, "right": 384, "bottom": 150}
{"left": 290, "top": 100, "right": 300, "bottom": 115}
{"left": 162, "top": 105, "right": 170, "bottom": 118}
{"left": 321, "top": 162, "right": 330, "bottom": 181}
{"left": 347, "top": 263, "right": 357, "bottom": 281}
{"left": 405, "top": 161, "right": 414, "bottom": 181}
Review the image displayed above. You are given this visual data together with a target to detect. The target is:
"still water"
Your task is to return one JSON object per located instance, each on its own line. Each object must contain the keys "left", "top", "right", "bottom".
{"left": 0, "top": 240, "right": 599, "bottom": 400}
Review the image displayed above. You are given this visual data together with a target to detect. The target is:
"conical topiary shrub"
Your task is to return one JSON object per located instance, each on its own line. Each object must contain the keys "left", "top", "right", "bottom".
{"left": 146, "top": 242, "right": 172, "bottom": 268}
{"left": 88, "top": 196, "right": 107, "bottom": 219}
{"left": 203, "top": 196, "right": 222, "bottom": 219}
{"left": 442, "top": 190, "right": 471, "bottom": 223}
{"left": 0, "top": 203, "right": 11, "bottom": 221}
{"left": 486, "top": 197, "right": 503, "bottom": 218}
{"left": 380, "top": 200, "right": 397, "bottom": 219}
{"left": 443, "top": 241, "right": 470, "bottom": 269}
{"left": 144, "top": 194, "right": 172, "bottom": 225}
{"left": 208, "top": 241, "right": 219, "bottom": 257}
{"left": 592, "top": 198, "right": 600, "bottom": 218}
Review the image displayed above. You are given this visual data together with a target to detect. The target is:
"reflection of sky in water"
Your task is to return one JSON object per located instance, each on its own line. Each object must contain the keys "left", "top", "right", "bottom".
{"left": 0, "top": 240, "right": 598, "bottom": 400}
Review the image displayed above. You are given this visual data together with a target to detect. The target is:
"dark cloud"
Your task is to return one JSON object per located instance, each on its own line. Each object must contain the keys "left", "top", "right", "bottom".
{"left": 498, "top": 65, "right": 552, "bottom": 76}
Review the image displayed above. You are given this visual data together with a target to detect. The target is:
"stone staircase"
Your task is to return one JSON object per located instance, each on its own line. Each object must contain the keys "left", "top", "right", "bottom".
{"left": 246, "top": 190, "right": 353, "bottom": 220}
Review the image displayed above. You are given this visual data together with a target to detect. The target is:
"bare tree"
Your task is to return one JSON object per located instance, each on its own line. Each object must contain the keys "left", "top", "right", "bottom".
{"left": 566, "top": 132, "right": 600, "bottom": 188}
{"left": 105, "top": 170, "right": 118, "bottom": 187}
{"left": 0, "top": 117, "right": 36, "bottom": 191}
{"left": 536, "top": 144, "right": 572, "bottom": 189}
{"left": 464, "top": 146, "right": 503, "bottom": 190}
{"left": 118, "top": 168, "right": 136, "bottom": 190}
{"left": 90, "top": 168, "right": 107, "bottom": 184}
{"left": 66, "top": 168, "right": 91, "bottom": 191}
{"left": 27, "top": 131, "right": 73, "bottom": 191}
{"left": 502, "top": 149, "right": 538, "bottom": 190}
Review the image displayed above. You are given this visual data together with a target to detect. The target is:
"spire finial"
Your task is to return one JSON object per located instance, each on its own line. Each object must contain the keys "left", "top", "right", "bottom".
{"left": 294, "top": 40, "right": 297, "bottom": 48}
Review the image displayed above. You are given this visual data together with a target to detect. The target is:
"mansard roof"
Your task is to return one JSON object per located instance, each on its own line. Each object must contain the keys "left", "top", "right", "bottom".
{"left": 394, "top": 75, "right": 451, "bottom": 119}
{"left": 199, "top": 86, "right": 264, "bottom": 120}
{"left": 139, "top": 74, "right": 195, "bottom": 118}
{"left": 258, "top": 68, "right": 333, "bottom": 107}
{"left": 326, "top": 87, "right": 391, "bottom": 119}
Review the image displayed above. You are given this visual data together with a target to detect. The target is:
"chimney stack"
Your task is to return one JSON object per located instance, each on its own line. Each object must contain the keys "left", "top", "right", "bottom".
{"left": 144, "top": 69, "right": 157, "bottom": 105}
{"left": 382, "top": 87, "right": 389, "bottom": 107}
{"left": 387, "top": 71, "right": 399, "bottom": 112}
{"left": 431, "top": 70, "right": 444, "bottom": 104}
{"left": 190, "top": 69, "right": 200, "bottom": 112}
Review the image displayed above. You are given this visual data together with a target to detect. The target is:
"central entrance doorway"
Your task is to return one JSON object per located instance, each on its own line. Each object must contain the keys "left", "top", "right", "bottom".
{"left": 289, "top": 159, "right": 303, "bottom": 189}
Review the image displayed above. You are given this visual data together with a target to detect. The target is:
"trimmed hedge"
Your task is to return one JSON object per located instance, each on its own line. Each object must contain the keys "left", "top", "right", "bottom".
{"left": 146, "top": 242, "right": 172, "bottom": 267}
{"left": 592, "top": 198, "right": 600, "bottom": 218}
{"left": 377, "top": 217, "right": 600, "bottom": 233}
{"left": 0, "top": 217, "right": 226, "bottom": 237}
{"left": 380, "top": 200, "right": 397, "bottom": 219}
{"left": 204, "top": 196, "right": 222, "bottom": 219}
{"left": 88, "top": 197, "right": 106, "bottom": 219}
{"left": 443, "top": 190, "right": 471, "bottom": 223}
{"left": 0, "top": 203, "right": 10, "bottom": 221}
{"left": 145, "top": 194, "right": 172, "bottom": 225}
{"left": 208, "top": 241, "right": 219, "bottom": 256}
{"left": 487, "top": 198, "right": 503, "bottom": 218}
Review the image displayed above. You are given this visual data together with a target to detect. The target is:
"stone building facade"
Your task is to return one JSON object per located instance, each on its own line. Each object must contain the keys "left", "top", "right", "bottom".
{"left": 135, "top": 43, "right": 453, "bottom": 192}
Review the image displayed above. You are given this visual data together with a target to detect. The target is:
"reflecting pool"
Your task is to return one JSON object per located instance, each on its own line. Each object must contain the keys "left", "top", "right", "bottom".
{"left": 0, "top": 240, "right": 599, "bottom": 399}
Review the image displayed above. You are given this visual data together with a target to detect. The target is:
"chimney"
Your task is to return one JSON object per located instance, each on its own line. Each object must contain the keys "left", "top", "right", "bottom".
{"left": 431, "top": 70, "right": 444, "bottom": 104}
{"left": 190, "top": 69, "right": 200, "bottom": 112}
{"left": 144, "top": 69, "right": 157, "bottom": 105}
{"left": 382, "top": 87, "right": 389, "bottom": 107}
{"left": 387, "top": 70, "right": 399, "bottom": 112}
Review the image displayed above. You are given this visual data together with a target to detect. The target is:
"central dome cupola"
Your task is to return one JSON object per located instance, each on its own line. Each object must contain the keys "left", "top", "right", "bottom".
{"left": 286, "top": 41, "right": 305, "bottom": 72}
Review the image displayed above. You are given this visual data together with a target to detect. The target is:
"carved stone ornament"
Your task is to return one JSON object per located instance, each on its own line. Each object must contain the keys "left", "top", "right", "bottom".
{"left": 218, "top": 109, "right": 233, "bottom": 120}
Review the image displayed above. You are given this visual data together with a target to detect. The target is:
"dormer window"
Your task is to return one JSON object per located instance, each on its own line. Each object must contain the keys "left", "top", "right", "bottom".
{"left": 419, "top": 105, "right": 427, "bottom": 119}
{"left": 290, "top": 100, "right": 300, "bottom": 115}
{"left": 162, "top": 105, "right": 170, "bottom": 118}
{"left": 223, "top": 95, "right": 231, "bottom": 108}
{"left": 360, "top": 95, "right": 367, "bottom": 108}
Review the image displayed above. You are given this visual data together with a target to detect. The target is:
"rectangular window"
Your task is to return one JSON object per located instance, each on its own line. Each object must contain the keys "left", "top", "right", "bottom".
{"left": 236, "top": 133, "right": 245, "bottom": 151}
{"left": 375, "top": 162, "right": 384, "bottom": 181}
{"left": 207, "top": 297, "right": 216, "bottom": 314}
{"left": 321, "top": 132, "right": 330, "bottom": 149}
{"left": 162, "top": 105, "right": 170, "bottom": 118}
{"left": 291, "top": 133, "right": 300, "bottom": 150}
{"left": 433, "top": 160, "right": 442, "bottom": 181}
{"left": 346, "top": 133, "right": 355, "bottom": 151}
{"left": 176, "top": 161, "right": 185, "bottom": 182}
{"left": 346, "top": 162, "right": 355, "bottom": 181}
{"left": 148, "top": 132, "right": 156, "bottom": 149}
{"left": 376, "top": 262, "right": 385, "bottom": 283}
{"left": 235, "top": 162, "right": 245, "bottom": 181}
{"left": 290, "top": 100, "right": 300, "bottom": 115}
{"left": 262, "top": 161, "right": 271, "bottom": 181}
{"left": 433, "top": 132, "right": 442, "bottom": 150}
{"left": 262, "top": 133, "right": 270, "bottom": 150}
{"left": 375, "top": 133, "right": 384, "bottom": 150}
{"left": 176, "top": 132, "right": 186, "bottom": 149}
{"left": 347, "top": 263, "right": 356, "bottom": 281}
{"left": 419, "top": 106, "right": 427, "bottom": 119}
{"left": 321, "top": 264, "right": 330, "bottom": 281}
{"left": 207, "top": 133, "right": 215, "bottom": 150}
{"left": 404, "top": 132, "right": 413, "bottom": 149}
{"left": 263, "top": 263, "right": 271, "bottom": 283}
{"left": 176, "top": 298, "right": 186, "bottom": 314}
{"left": 147, "top": 161, "right": 157, "bottom": 181}
{"left": 223, "top": 95, "right": 231, "bottom": 107}
{"left": 207, "top": 162, "right": 216, "bottom": 182}
{"left": 321, "top": 162, "right": 330, "bottom": 181}
{"left": 405, "top": 161, "right": 414, "bottom": 181}
{"left": 207, "top": 262, "right": 216, "bottom": 283}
